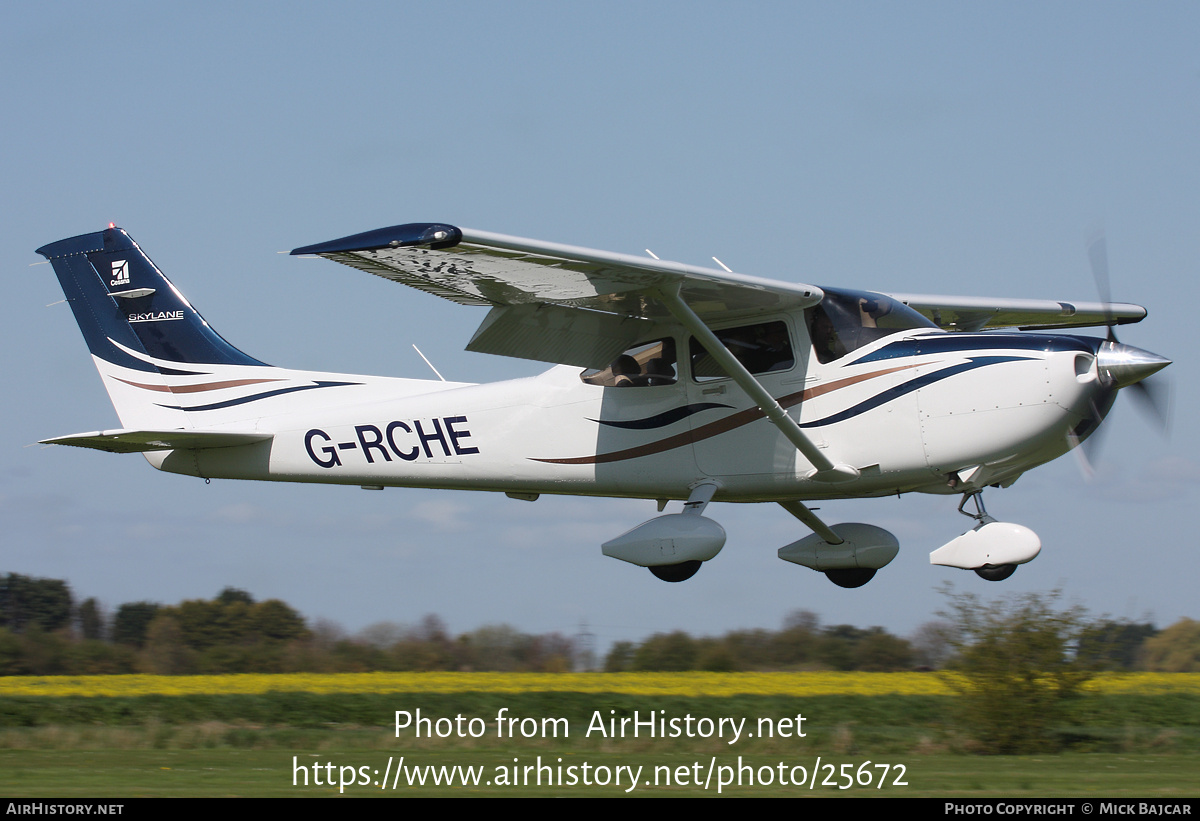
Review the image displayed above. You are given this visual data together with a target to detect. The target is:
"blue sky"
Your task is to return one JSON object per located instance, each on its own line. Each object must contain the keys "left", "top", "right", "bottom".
{"left": 3, "top": 2, "right": 1196, "bottom": 648}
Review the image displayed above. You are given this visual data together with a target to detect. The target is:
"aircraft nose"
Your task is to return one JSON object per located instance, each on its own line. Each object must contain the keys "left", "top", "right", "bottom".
{"left": 1095, "top": 340, "right": 1171, "bottom": 388}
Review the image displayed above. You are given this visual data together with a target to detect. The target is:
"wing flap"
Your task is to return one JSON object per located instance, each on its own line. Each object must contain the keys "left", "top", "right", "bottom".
{"left": 41, "top": 429, "right": 273, "bottom": 454}
{"left": 466, "top": 303, "right": 652, "bottom": 368}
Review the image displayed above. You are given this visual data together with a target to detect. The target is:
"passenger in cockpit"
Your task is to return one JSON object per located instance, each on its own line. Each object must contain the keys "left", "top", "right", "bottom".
{"left": 610, "top": 355, "right": 641, "bottom": 387}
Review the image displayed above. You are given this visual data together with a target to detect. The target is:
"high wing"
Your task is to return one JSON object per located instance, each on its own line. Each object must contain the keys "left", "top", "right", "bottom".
{"left": 291, "top": 223, "right": 1150, "bottom": 364}
{"left": 889, "top": 293, "right": 1146, "bottom": 332}
{"left": 291, "top": 224, "right": 823, "bottom": 368}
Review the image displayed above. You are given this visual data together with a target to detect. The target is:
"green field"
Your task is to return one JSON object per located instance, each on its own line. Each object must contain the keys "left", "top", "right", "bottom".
{"left": 0, "top": 678, "right": 1198, "bottom": 797}
{"left": 1, "top": 748, "right": 1198, "bottom": 797}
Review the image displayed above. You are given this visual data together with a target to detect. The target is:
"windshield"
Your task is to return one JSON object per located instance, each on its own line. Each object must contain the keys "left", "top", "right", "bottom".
{"left": 808, "top": 288, "right": 936, "bottom": 363}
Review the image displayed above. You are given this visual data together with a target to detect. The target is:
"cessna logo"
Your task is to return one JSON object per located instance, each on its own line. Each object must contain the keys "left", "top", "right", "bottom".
{"left": 110, "top": 260, "right": 130, "bottom": 287}
{"left": 127, "top": 311, "right": 184, "bottom": 323}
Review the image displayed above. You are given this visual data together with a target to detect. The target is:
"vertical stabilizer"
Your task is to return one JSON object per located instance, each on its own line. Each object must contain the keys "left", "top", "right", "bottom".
{"left": 37, "top": 226, "right": 267, "bottom": 430}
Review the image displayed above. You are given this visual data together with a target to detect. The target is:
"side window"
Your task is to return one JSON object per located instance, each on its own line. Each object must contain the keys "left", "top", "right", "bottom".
{"left": 689, "top": 320, "right": 794, "bottom": 381}
{"left": 581, "top": 338, "right": 678, "bottom": 387}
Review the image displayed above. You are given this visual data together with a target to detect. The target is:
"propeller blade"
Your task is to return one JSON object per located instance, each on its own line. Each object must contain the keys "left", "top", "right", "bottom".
{"left": 1067, "top": 385, "right": 1116, "bottom": 481}
{"left": 1087, "top": 229, "right": 1118, "bottom": 343}
{"left": 1128, "top": 375, "right": 1172, "bottom": 432}
{"left": 1069, "top": 429, "right": 1098, "bottom": 480}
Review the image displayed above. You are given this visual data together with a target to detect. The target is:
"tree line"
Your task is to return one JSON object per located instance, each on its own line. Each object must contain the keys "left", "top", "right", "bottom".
{"left": 1, "top": 572, "right": 1197, "bottom": 676}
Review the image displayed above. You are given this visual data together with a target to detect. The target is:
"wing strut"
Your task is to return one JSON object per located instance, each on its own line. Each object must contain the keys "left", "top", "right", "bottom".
{"left": 778, "top": 500, "right": 845, "bottom": 544}
{"left": 656, "top": 286, "right": 859, "bottom": 483}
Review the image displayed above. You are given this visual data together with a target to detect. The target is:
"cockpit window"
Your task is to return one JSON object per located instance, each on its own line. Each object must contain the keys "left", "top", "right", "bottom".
{"left": 808, "top": 288, "right": 937, "bottom": 364}
{"left": 689, "top": 320, "right": 795, "bottom": 381}
{"left": 581, "top": 338, "right": 678, "bottom": 387}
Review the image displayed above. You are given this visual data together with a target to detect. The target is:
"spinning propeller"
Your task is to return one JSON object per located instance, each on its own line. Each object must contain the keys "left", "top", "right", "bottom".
{"left": 1072, "top": 232, "right": 1171, "bottom": 475}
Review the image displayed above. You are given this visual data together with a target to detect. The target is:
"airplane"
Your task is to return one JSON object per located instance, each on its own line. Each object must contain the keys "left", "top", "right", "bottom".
{"left": 36, "top": 223, "right": 1170, "bottom": 588}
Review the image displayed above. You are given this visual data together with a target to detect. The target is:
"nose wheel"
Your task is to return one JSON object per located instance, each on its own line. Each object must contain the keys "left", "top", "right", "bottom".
{"left": 929, "top": 490, "right": 1040, "bottom": 581}
{"left": 960, "top": 492, "right": 1018, "bottom": 581}
{"left": 974, "top": 564, "right": 1017, "bottom": 582}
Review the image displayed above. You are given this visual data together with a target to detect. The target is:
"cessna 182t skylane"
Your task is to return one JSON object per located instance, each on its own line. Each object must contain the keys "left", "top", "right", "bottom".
{"left": 37, "top": 223, "right": 1170, "bottom": 587}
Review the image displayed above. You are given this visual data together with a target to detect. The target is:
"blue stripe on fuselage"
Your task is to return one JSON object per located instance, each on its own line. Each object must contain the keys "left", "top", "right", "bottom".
{"left": 853, "top": 333, "right": 1096, "bottom": 365}
{"left": 156, "top": 381, "right": 360, "bottom": 411}
{"left": 797, "top": 355, "right": 1031, "bottom": 428}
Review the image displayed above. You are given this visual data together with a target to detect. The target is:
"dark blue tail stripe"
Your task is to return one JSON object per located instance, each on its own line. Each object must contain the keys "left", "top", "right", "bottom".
{"left": 38, "top": 227, "right": 266, "bottom": 370}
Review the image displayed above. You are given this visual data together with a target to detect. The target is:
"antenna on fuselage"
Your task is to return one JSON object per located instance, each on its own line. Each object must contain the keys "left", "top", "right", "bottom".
{"left": 412, "top": 344, "right": 446, "bottom": 381}
{"left": 712, "top": 257, "right": 733, "bottom": 273}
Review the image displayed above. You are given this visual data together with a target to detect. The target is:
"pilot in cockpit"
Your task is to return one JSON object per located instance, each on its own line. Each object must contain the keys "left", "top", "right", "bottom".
{"left": 809, "top": 306, "right": 845, "bottom": 364}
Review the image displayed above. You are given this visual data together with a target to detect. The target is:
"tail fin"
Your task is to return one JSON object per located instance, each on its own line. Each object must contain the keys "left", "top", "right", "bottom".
{"left": 38, "top": 226, "right": 268, "bottom": 429}
{"left": 37, "top": 226, "right": 264, "bottom": 371}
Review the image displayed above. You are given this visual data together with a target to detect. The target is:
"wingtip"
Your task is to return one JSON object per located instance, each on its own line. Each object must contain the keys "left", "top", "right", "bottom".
{"left": 290, "top": 223, "right": 462, "bottom": 256}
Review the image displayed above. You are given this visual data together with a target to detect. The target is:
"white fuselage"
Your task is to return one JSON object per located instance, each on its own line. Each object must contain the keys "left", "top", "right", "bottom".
{"left": 144, "top": 325, "right": 1102, "bottom": 503}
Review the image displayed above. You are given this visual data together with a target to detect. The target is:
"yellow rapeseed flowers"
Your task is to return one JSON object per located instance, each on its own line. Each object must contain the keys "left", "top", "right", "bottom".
{"left": 0, "top": 672, "right": 1195, "bottom": 699}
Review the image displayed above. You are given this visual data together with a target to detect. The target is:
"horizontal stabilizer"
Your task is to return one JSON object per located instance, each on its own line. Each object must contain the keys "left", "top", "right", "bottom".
{"left": 41, "top": 429, "right": 272, "bottom": 454}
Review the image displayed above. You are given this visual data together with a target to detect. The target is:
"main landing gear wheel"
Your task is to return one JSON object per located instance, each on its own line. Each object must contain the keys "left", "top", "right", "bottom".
{"left": 824, "top": 568, "right": 876, "bottom": 588}
{"left": 974, "top": 564, "right": 1017, "bottom": 582}
{"left": 649, "top": 561, "right": 702, "bottom": 582}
